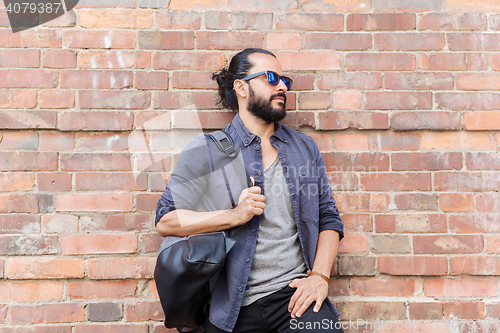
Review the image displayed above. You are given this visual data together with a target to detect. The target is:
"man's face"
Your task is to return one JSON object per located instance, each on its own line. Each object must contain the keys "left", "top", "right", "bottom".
{"left": 244, "top": 53, "right": 288, "bottom": 123}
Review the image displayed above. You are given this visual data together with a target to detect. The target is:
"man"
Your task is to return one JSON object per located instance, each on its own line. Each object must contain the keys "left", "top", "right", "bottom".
{"left": 155, "top": 48, "right": 344, "bottom": 333}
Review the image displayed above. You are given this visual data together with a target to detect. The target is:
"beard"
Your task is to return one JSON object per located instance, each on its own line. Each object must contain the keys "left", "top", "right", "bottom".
{"left": 247, "top": 85, "right": 287, "bottom": 124}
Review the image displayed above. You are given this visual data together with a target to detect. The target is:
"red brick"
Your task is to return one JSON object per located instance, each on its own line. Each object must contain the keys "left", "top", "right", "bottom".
{"left": 338, "top": 234, "right": 368, "bottom": 254}
{"left": 0, "top": 69, "right": 57, "bottom": 88}
{"left": 156, "top": 11, "right": 201, "bottom": 29}
{"left": 415, "top": 235, "right": 483, "bottom": 254}
{"left": 372, "top": 0, "right": 441, "bottom": 12}
{"left": 0, "top": 49, "right": 39, "bottom": 67}
{"left": 41, "top": 9, "right": 76, "bottom": 28}
{"left": 361, "top": 173, "right": 431, "bottom": 191}
{"left": 298, "top": 92, "right": 330, "bottom": 110}
{"left": 61, "top": 234, "right": 137, "bottom": 255}
{"left": 327, "top": 172, "right": 358, "bottom": 192}
{"left": 125, "top": 301, "right": 163, "bottom": 321}
{"left": 81, "top": 214, "right": 153, "bottom": 232}
{"left": 435, "top": 172, "right": 500, "bottom": 192}
{"left": 337, "top": 257, "right": 376, "bottom": 276}
{"left": 42, "top": 214, "right": 78, "bottom": 234}
{"left": 75, "top": 133, "right": 145, "bottom": 152}
{"left": 136, "top": 153, "right": 171, "bottom": 172}
{"left": 139, "top": 31, "right": 194, "bottom": 50}
{"left": 61, "top": 70, "right": 132, "bottom": 89}
{"left": 0, "top": 235, "right": 57, "bottom": 255}
{"left": 155, "top": 91, "right": 220, "bottom": 110}
{"left": 340, "top": 213, "right": 372, "bottom": 232}
{"left": 391, "top": 111, "right": 461, "bottom": 131}
{"left": 37, "top": 173, "right": 71, "bottom": 192}
{"left": 318, "top": 72, "right": 382, "bottom": 90}
{"left": 56, "top": 193, "right": 133, "bottom": 212}
{"left": 79, "top": 50, "right": 150, "bottom": 69}
{"left": 68, "top": 280, "right": 138, "bottom": 300}
{"left": 0, "top": 172, "right": 34, "bottom": 191}
{"left": 449, "top": 33, "right": 500, "bottom": 51}
{"left": 302, "top": 0, "right": 370, "bottom": 13}
{"left": 488, "top": 235, "right": 500, "bottom": 254}
{"left": 196, "top": 31, "right": 264, "bottom": 50}
{"left": 79, "top": 9, "right": 153, "bottom": 29}
{"left": 39, "top": 90, "right": 75, "bottom": 109}
{"left": 0, "top": 89, "right": 36, "bottom": 108}
{"left": 7, "top": 258, "right": 84, "bottom": 279}
{"left": 477, "top": 193, "right": 500, "bottom": 212}
{"left": 392, "top": 152, "right": 462, "bottom": 171}
{"left": 458, "top": 73, "right": 500, "bottom": 91}
{"left": 75, "top": 173, "right": 144, "bottom": 191}
{"left": 394, "top": 193, "right": 439, "bottom": 211}
{"left": 351, "top": 278, "right": 420, "bottom": 297}
{"left": 489, "top": 303, "right": 500, "bottom": 319}
{"left": 42, "top": 50, "right": 76, "bottom": 68}
{"left": 451, "top": 256, "right": 500, "bottom": 276}
{"left": 267, "top": 33, "right": 301, "bottom": 51}
{"left": 347, "top": 14, "right": 415, "bottom": 30}
{"left": 87, "top": 257, "right": 156, "bottom": 279}
{"left": 60, "top": 153, "right": 131, "bottom": 171}
{"left": 153, "top": 51, "right": 225, "bottom": 70}
{"left": 75, "top": 325, "right": 149, "bottom": 333}
{"left": 136, "top": 193, "right": 161, "bottom": 212}
{"left": 375, "top": 214, "right": 446, "bottom": 233}
{"left": 323, "top": 152, "right": 389, "bottom": 172}
{"left": 0, "top": 194, "right": 38, "bottom": 213}
{"left": 0, "top": 29, "right": 62, "bottom": 48}
{"left": 136, "top": 111, "right": 171, "bottom": 131}
{"left": 0, "top": 111, "right": 57, "bottom": 129}
{"left": 169, "top": 0, "right": 227, "bottom": 10}
{"left": 336, "top": 302, "right": 406, "bottom": 321}
{"left": 409, "top": 302, "right": 444, "bottom": 320}
{"left": 79, "top": 90, "right": 150, "bottom": 109}
{"left": 443, "top": 302, "right": 485, "bottom": 320}
{"left": 464, "top": 111, "right": 500, "bottom": 130}
{"left": 0, "top": 152, "right": 58, "bottom": 171}
{"left": 229, "top": 0, "right": 297, "bottom": 11}
{"left": 305, "top": 33, "right": 371, "bottom": 50}
{"left": 422, "top": 132, "right": 494, "bottom": 151}
{"left": 467, "top": 153, "right": 500, "bottom": 170}
{"left": 418, "top": 53, "right": 487, "bottom": 70}
{"left": 371, "top": 235, "right": 411, "bottom": 254}
{"left": 493, "top": 54, "right": 500, "bottom": 70}
{"left": 335, "top": 133, "right": 368, "bottom": 151}
{"left": 370, "top": 133, "right": 419, "bottom": 151}
{"left": 141, "top": 233, "right": 164, "bottom": 253}
{"left": 65, "top": 30, "right": 136, "bottom": 49}
{"left": 319, "top": 111, "right": 388, "bottom": 130}
{"left": 60, "top": 111, "right": 134, "bottom": 131}
{"left": 375, "top": 33, "right": 444, "bottom": 51}
{"left": 419, "top": 13, "right": 487, "bottom": 31}
{"left": 365, "top": 92, "right": 432, "bottom": 110}
{"left": 280, "top": 112, "right": 315, "bottom": 130}
{"left": 0, "top": 215, "right": 39, "bottom": 233}
{"left": 385, "top": 72, "right": 454, "bottom": 90}
{"left": 11, "top": 304, "right": 84, "bottom": 324}
{"left": 334, "top": 193, "right": 390, "bottom": 212}
{"left": 39, "top": 133, "right": 74, "bottom": 151}
{"left": 275, "top": 52, "right": 340, "bottom": 71}
{"left": 378, "top": 256, "right": 447, "bottom": 276}
{"left": 424, "top": 279, "right": 497, "bottom": 297}
{"left": 0, "top": 281, "right": 64, "bottom": 302}
{"left": 135, "top": 71, "right": 168, "bottom": 90}
{"left": 345, "top": 53, "right": 415, "bottom": 71}
{"left": 450, "top": 214, "right": 500, "bottom": 233}
{"left": 333, "top": 91, "right": 361, "bottom": 110}
{"left": 0, "top": 132, "right": 39, "bottom": 150}
{"left": 439, "top": 193, "right": 474, "bottom": 212}
{"left": 171, "top": 71, "right": 217, "bottom": 89}
{"left": 275, "top": 13, "right": 343, "bottom": 31}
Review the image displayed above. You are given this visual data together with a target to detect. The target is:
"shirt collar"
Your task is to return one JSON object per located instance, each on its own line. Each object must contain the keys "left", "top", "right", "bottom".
{"left": 231, "top": 113, "right": 289, "bottom": 146}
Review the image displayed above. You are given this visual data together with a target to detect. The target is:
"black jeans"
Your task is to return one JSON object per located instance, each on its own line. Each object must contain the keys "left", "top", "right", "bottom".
{"left": 204, "top": 286, "right": 344, "bottom": 333}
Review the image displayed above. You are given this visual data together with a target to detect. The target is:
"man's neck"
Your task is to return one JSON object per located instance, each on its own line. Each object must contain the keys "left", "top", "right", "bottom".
{"left": 238, "top": 109, "right": 276, "bottom": 141}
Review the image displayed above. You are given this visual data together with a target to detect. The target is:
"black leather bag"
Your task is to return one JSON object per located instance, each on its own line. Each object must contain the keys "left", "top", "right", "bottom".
{"left": 154, "top": 130, "right": 250, "bottom": 330}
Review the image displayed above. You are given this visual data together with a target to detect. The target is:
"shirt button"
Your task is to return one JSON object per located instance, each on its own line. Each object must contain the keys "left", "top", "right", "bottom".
{"left": 257, "top": 172, "right": 262, "bottom": 176}
{"left": 238, "top": 287, "right": 243, "bottom": 292}
{"left": 245, "top": 258, "right": 250, "bottom": 263}
{"left": 256, "top": 147, "right": 260, "bottom": 151}
{"left": 252, "top": 229, "right": 256, "bottom": 232}
{"left": 245, "top": 140, "right": 249, "bottom": 144}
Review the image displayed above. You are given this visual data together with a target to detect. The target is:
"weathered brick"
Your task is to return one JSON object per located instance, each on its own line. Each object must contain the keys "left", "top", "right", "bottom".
{"left": 0, "top": 194, "right": 39, "bottom": 213}
{"left": 280, "top": 112, "right": 315, "bottom": 130}
{"left": 457, "top": 73, "right": 500, "bottom": 91}
{"left": 419, "top": 13, "right": 487, "bottom": 31}
{"left": 360, "top": 173, "right": 431, "bottom": 191}
{"left": 323, "top": 152, "right": 389, "bottom": 172}
{"left": 79, "top": 51, "right": 150, "bottom": 69}
{"left": 42, "top": 214, "right": 78, "bottom": 234}
{"left": 56, "top": 193, "right": 133, "bottom": 212}
{"left": 336, "top": 302, "right": 406, "bottom": 322}
{"left": 74, "top": 133, "right": 143, "bottom": 152}
{"left": 338, "top": 234, "right": 368, "bottom": 253}
{"left": 135, "top": 71, "right": 169, "bottom": 90}
{"left": 171, "top": 71, "right": 217, "bottom": 89}
{"left": 449, "top": 33, "right": 500, "bottom": 51}
{"left": 139, "top": 31, "right": 194, "bottom": 50}
{"left": 0, "top": 235, "right": 56, "bottom": 255}
{"left": 60, "top": 111, "right": 134, "bottom": 131}
{"left": 196, "top": 31, "right": 264, "bottom": 50}
{"left": 229, "top": 0, "right": 297, "bottom": 11}
{"left": 39, "top": 133, "right": 74, "bottom": 152}
{"left": 74, "top": 0, "right": 135, "bottom": 7}
{"left": 477, "top": 193, "right": 500, "bottom": 212}
{"left": 451, "top": 256, "right": 500, "bottom": 276}
{"left": 345, "top": 53, "right": 416, "bottom": 71}
{"left": 488, "top": 235, "right": 500, "bottom": 254}
{"left": 392, "top": 152, "right": 462, "bottom": 171}
{"left": 385, "top": 72, "right": 454, "bottom": 90}
{"left": 0, "top": 49, "right": 39, "bottom": 67}
{"left": 276, "top": 13, "right": 343, "bottom": 31}
{"left": 409, "top": 302, "right": 444, "bottom": 320}
{"left": 435, "top": 172, "right": 500, "bottom": 191}
{"left": 340, "top": 213, "right": 372, "bottom": 232}
{"left": 155, "top": 91, "right": 220, "bottom": 110}
{"left": 0, "top": 69, "right": 57, "bottom": 88}
{"left": 0, "top": 89, "right": 36, "bottom": 108}
{"left": 75, "top": 325, "right": 149, "bottom": 333}
{"left": 421, "top": 132, "right": 494, "bottom": 151}
{"left": 60, "top": 153, "right": 131, "bottom": 171}
{"left": 414, "top": 235, "right": 483, "bottom": 254}
{"left": 43, "top": 50, "right": 77, "bottom": 68}
{"left": 351, "top": 278, "right": 420, "bottom": 297}
{"left": 136, "top": 194, "right": 161, "bottom": 212}
{"left": 372, "top": 0, "right": 441, "bottom": 12}
{"left": 466, "top": 153, "right": 500, "bottom": 170}
{"left": 61, "top": 70, "right": 133, "bottom": 89}
{"left": 0, "top": 172, "right": 34, "bottom": 191}
{"left": 87, "top": 257, "right": 156, "bottom": 279}
{"left": 450, "top": 214, "right": 500, "bottom": 233}
{"left": 275, "top": 52, "right": 340, "bottom": 70}
{"left": 371, "top": 133, "right": 419, "bottom": 151}
{"left": 327, "top": 172, "right": 358, "bottom": 192}
{"left": 7, "top": 258, "right": 84, "bottom": 279}
{"left": 11, "top": 304, "right": 84, "bottom": 324}
{"left": 378, "top": 256, "right": 447, "bottom": 276}
{"left": 41, "top": 8, "right": 76, "bottom": 28}
{"left": 68, "top": 281, "right": 138, "bottom": 300}
{"left": 125, "top": 301, "right": 163, "bottom": 321}
{"left": 61, "top": 234, "right": 138, "bottom": 255}
{"left": 0, "top": 215, "right": 39, "bottom": 233}
{"left": 0, "top": 29, "right": 62, "bottom": 48}
{"left": 38, "top": 194, "right": 54, "bottom": 214}
{"left": 418, "top": 53, "right": 487, "bottom": 70}
{"left": 347, "top": 13, "right": 416, "bottom": 30}
{"left": 375, "top": 214, "right": 447, "bottom": 233}
{"left": 156, "top": 11, "right": 201, "bottom": 30}
{"left": 65, "top": 30, "right": 136, "bottom": 49}
{"left": 318, "top": 72, "right": 383, "bottom": 90}
{"left": 39, "top": 90, "right": 75, "bottom": 109}
{"left": 0, "top": 281, "right": 64, "bottom": 302}
{"left": 79, "top": 9, "right": 153, "bottom": 29}
{"left": 0, "top": 152, "right": 53, "bottom": 171}
{"left": 153, "top": 51, "right": 225, "bottom": 70}
{"left": 140, "top": 233, "right": 163, "bottom": 253}
{"left": 319, "top": 111, "right": 388, "bottom": 130}
{"left": 88, "top": 302, "right": 122, "bottom": 322}
{"left": 172, "top": 111, "right": 237, "bottom": 129}
{"left": 80, "top": 90, "right": 150, "bottom": 109}
{"left": 337, "top": 256, "right": 376, "bottom": 276}
{"left": 464, "top": 111, "right": 500, "bottom": 130}
{"left": 365, "top": 92, "right": 432, "bottom": 110}
{"left": 334, "top": 193, "right": 390, "bottom": 212}
{"left": 75, "top": 173, "right": 144, "bottom": 191}
{"left": 302, "top": 0, "right": 370, "bottom": 13}
{"left": 0, "top": 111, "right": 57, "bottom": 129}
{"left": 333, "top": 91, "right": 362, "bottom": 110}
{"left": 0, "top": 132, "right": 38, "bottom": 151}
{"left": 443, "top": 302, "right": 485, "bottom": 320}
{"left": 371, "top": 235, "right": 411, "bottom": 254}
{"left": 439, "top": 193, "right": 474, "bottom": 212}
{"left": 298, "top": 92, "right": 330, "bottom": 110}
{"left": 375, "top": 33, "right": 444, "bottom": 51}
{"left": 394, "top": 193, "right": 439, "bottom": 211}
{"left": 424, "top": 279, "right": 497, "bottom": 297}
{"left": 391, "top": 111, "right": 461, "bottom": 131}
{"left": 305, "top": 33, "right": 372, "bottom": 50}
{"left": 170, "top": 0, "right": 227, "bottom": 10}
{"left": 335, "top": 133, "right": 368, "bottom": 151}
{"left": 488, "top": 303, "right": 500, "bottom": 319}
{"left": 267, "top": 32, "right": 301, "bottom": 51}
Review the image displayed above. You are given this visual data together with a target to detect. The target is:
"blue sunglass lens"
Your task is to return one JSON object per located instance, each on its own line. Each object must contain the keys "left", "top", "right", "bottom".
{"left": 267, "top": 72, "right": 278, "bottom": 85}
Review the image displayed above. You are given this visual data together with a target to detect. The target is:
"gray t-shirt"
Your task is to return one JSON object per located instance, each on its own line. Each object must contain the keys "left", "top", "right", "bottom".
{"left": 241, "top": 156, "right": 308, "bottom": 306}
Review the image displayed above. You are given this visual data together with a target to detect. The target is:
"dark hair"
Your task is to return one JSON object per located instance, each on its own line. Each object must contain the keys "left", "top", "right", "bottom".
{"left": 212, "top": 48, "right": 276, "bottom": 110}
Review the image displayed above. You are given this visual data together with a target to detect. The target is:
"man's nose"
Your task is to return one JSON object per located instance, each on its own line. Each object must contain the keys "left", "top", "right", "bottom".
{"left": 276, "top": 78, "right": 287, "bottom": 92}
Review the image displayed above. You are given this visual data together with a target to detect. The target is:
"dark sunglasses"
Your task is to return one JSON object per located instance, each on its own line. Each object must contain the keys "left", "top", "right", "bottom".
{"left": 241, "top": 70, "right": 293, "bottom": 91}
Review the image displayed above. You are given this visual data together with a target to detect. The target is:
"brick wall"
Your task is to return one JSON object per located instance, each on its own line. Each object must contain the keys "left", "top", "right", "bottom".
{"left": 0, "top": 0, "right": 499, "bottom": 332}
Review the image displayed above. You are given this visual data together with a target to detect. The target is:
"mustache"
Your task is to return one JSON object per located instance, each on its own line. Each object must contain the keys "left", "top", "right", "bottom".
{"left": 269, "top": 93, "right": 287, "bottom": 105}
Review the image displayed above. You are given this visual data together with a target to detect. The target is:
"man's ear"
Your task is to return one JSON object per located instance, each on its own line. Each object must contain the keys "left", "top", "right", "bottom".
{"left": 233, "top": 79, "right": 247, "bottom": 98}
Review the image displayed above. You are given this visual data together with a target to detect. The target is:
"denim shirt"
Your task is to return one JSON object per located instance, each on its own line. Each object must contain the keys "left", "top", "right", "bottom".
{"left": 155, "top": 113, "right": 344, "bottom": 332}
